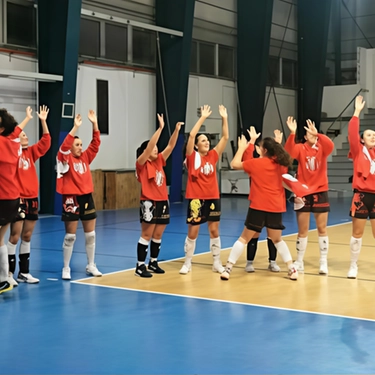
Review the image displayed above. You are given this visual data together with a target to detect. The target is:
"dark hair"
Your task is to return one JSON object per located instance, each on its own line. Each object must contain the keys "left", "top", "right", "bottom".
{"left": 195, "top": 133, "right": 211, "bottom": 146}
{"left": 136, "top": 140, "right": 149, "bottom": 158}
{"left": 0, "top": 109, "right": 18, "bottom": 137}
{"left": 259, "top": 137, "right": 292, "bottom": 167}
{"left": 182, "top": 133, "right": 211, "bottom": 157}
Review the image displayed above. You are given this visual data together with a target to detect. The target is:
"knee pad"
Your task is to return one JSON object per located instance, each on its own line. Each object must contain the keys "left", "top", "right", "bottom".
{"left": 85, "top": 231, "right": 96, "bottom": 246}
{"left": 63, "top": 233, "right": 76, "bottom": 247}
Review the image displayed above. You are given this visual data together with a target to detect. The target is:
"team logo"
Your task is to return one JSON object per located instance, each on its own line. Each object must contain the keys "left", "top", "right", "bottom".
{"left": 201, "top": 162, "right": 214, "bottom": 175}
{"left": 305, "top": 156, "right": 319, "bottom": 171}
{"left": 155, "top": 170, "right": 164, "bottom": 187}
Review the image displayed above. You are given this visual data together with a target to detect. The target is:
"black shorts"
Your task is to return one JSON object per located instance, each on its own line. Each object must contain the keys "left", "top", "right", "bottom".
{"left": 61, "top": 194, "right": 97, "bottom": 222}
{"left": 350, "top": 190, "right": 375, "bottom": 219}
{"left": 244, "top": 207, "right": 285, "bottom": 232}
{"left": 139, "top": 200, "right": 170, "bottom": 225}
{"left": 186, "top": 199, "right": 221, "bottom": 225}
{"left": 0, "top": 198, "right": 20, "bottom": 226}
{"left": 295, "top": 191, "right": 330, "bottom": 213}
{"left": 13, "top": 198, "right": 39, "bottom": 221}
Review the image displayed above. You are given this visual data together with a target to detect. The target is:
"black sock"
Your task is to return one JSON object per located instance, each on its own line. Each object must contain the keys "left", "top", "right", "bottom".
{"left": 267, "top": 238, "right": 277, "bottom": 262}
{"left": 8, "top": 254, "right": 16, "bottom": 274}
{"left": 247, "top": 238, "right": 259, "bottom": 261}
{"left": 19, "top": 253, "right": 30, "bottom": 274}
{"left": 137, "top": 243, "right": 148, "bottom": 263}
{"left": 150, "top": 240, "right": 161, "bottom": 260}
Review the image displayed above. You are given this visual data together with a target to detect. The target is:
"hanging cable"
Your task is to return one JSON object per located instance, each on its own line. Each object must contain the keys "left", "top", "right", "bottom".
{"left": 156, "top": 31, "right": 172, "bottom": 137}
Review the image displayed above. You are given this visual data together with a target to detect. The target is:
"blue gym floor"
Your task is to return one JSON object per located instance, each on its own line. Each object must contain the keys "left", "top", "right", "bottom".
{"left": 2, "top": 195, "right": 375, "bottom": 375}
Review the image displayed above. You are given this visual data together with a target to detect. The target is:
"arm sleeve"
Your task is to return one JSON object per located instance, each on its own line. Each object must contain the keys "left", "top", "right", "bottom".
{"left": 318, "top": 134, "right": 335, "bottom": 157}
{"left": 30, "top": 133, "right": 51, "bottom": 161}
{"left": 84, "top": 130, "right": 101, "bottom": 164}
{"left": 348, "top": 116, "right": 360, "bottom": 157}
{"left": 242, "top": 144, "right": 255, "bottom": 161}
{"left": 284, "top": 134, "right": 300, "bottom": 160}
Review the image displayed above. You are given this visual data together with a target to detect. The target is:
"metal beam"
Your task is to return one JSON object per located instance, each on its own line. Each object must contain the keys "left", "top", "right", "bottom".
{"left": 0, "top": 69, "right": 63, "bottom": 82}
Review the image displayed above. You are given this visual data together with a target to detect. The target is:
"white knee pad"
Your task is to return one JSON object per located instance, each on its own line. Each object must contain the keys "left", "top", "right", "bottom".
{"left": 85, "top": 231, "right": 96, "bottom": 246}
{"left": 63, "top": 233, "right": 76, "bottom": 247}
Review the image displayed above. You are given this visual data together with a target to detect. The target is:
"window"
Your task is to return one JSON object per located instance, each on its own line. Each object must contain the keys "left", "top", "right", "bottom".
{"left": 133, "top": 28, "right": 156, "bottom": 67}
{"left": 199, "top": 42, "right": 215, "bottom": 75}
{"left": 219, "top": 45, "right": 234, "bottom": 79}
{"left": 282, "top": 59, "right": 297, "bottom": 88}
{"left": 267, "top": 57, "right": 280, "bottom": 86}
{"left": 190, "top": 41, "right": 198, "bottom": 73}
{"left": 79, "top": 18, "right": 100, "bottom": 57}
{"left": 6, "top": 1, "right": 36, "bottom": 48}
{"left": 97, "top": 80, "right": 109, "bottom": 135}
{"left": 105, "top": 23, "right": 127, "bottom": 62}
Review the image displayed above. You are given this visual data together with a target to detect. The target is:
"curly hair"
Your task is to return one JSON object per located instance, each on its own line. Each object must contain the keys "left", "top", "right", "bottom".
{"left": 259, "top": 137, "right": 292, "bottom": 167}
{"left": 0, "top": 109, "right": 18, "bottom": 137}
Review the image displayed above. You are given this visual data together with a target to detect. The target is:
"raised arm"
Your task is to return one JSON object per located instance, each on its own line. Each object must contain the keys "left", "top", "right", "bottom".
{"left": 284, "top": 116, "right": 299, "bottom": 159}
{"left": 214, "top": 105, "right": 229, "bottom": 157}
{"left": 33, "top": 105, "right": 51, "bottom": 158}
{"left": 17, "top": 106, "right": 33, "bottom": 130}
{"left": 137, "top": 114, "right": 164, "bottom": 165}
{"left": 348, "top": 96, "right": 366, "bottom": 156}
{"left": 37, "top": 105, "right": 50, "bottom": 135}
{"left": 230, "top": 135, "right": 248, "bottom": 170}
{"left": 86, "top": 110, "right": 101, "bottom": 162}
{"left": 161, "top": 121, "right": 184, "bottom": 161}
{"left": 69, "top": 114, "right": 82, "bottom": 138}
{"left": 186, "top": 105, "right": 211, "bottom": 156}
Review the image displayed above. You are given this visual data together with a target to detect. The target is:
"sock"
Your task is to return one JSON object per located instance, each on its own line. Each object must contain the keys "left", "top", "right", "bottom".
{"left": 184, "top": 237, "right": 196, "bottom": 266}
{"left": 246, "top": 238, "right": 258, "bottom": 261}
{"left": 274, "top": 240, "right": 293, "bottom": 264}
{"left": 7, "top": 241, "right": 17, "bottom": 274}
{"left": 296, "top": 237, "right": 308, "bottom": 263}
{"left": 63, "top": 233, "right": 76, "bottom": 268}
{"left": 350, "top": 236, "right": 362, "bottom": 263}
{"left": 210, "top": 237, "right": 222, "bottom": 263}
{"left": 137, "top": 237, "right": 149, "bottom": 265}
{"left": 19, "top": 240, "right": 30, "bottom": 274}
{"left": 318, "top": 236, "right": 329, "bottom": 261}
{"left": 228, "top": 240, "right": 246, "bottom": 265}
{"left": 84, "top": 231, "right": 96, "bottom": 265}
{"left": 150, "top": 238, "right": 161, "bottom": 261}
{"left": 267, "top": 238, "right": 277, "bottom": 262}
{"left": 0, "top": 245, "right": 9, "bottom": 281}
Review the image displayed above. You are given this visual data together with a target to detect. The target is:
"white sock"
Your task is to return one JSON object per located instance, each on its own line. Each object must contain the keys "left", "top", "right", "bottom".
{"left": 296, "top": 237, "right": 308, "bottom": 263}
{"left": 210, "top": 237, "right": 222, "bottom": 263}
{"left": 20, "top": 240, "right": 30, "bottom": 255}
{"left": 227, "top": 240, "right": 245, "bottom": 265}
{"left": 318, "top": 236, "right": 329, "bottom": 261}
{"left": 275, "top": 240, "right": 293, "bottom": 264}
{"left": 85, "top": 231, "right": 96, "bottom": 265}
{"left": 350, "top": 236, "right": 362, "bottom": 263}
{"left": 63, "top": 233, "right": 76, "bottom": 268}
{"left": 184, "top": 237, "right": 196, "bottom": 266}
{"left": 0, "top": 245, "right": 9, "bottom": 281}
{"left": 7, "top": 241, "right": 17, "bottom": 256}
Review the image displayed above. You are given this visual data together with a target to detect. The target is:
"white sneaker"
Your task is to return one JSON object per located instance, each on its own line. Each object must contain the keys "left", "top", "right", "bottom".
{"left": 347, "top": 263, "right": 358, "bottom": 279}
{"left": 294, "top": 260, "right": 304, "bottom": 273}
{"left": 179, "top": 264, "right": 191, "bottom": 275}
{"left": 268, "top": 262, "right": 280, "bottom": 272}
{"left": 17, "top": 272, "right": 39, "bottom": 284}
{"left": 212, "top": 262, "right": 225, "bottom": 274}
{"left": 86, "top": 264, "right": 102, "bottom": 277}
{"left": 220, "top": 268, "right": 231, "bottom": 280}
{"left": 62, "top": 267, "right": 71, "bottom": 280}
{"left": 319, "top": 260, "right": 328, "bottom": 275}
{"left": 245, "top": 261, "right": 255, "bottom": 273}
{"left": 288, "top": 267, "right": 298, "bottom": 280}
{"left": 8, "top": 272, "right": 18, "bottom": 287}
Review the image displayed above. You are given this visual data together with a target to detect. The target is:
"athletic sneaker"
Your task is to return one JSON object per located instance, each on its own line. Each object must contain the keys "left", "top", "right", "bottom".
{"left": 8, "top": 272, "right": 18, "bottom": 287}
{"left": 135, "top": 263, "right": 152, "bottom": 278}
{"left": 179, "top": 264, "right": 191, "bottom": 275}
{"left": 220, "top": 267, "right": 232, "bottom": 280}
{"left": 293, "top": 260, "right": 304, "bottom": 273}
{"left": 17, "top": 272, "right": 39, "bottom": 284}
{"left": 319, "top": 260, "right": 328, "bottom": 275}
{"left": 268, "top": 261, "right": 281, "bottom": 272}
{"left": 148, "top": 260, "right": 165, "bottom": 274}
{"left": 347, "top": 263, "right": 358, "bottom": 279}
{"left": 212, "top": 261, "right": 225, "bottom": 274}
{"left": 245, "top": 261, "right": 255, "bottom": 273}
{"left": 288, "top": 267, "right": 298, "bottom": 280}
{"left": 62, "top": 267, "right": 71, "bottom": 280}
{"left": 0, "top": 280, "right": 12, "bottom": 294}
{"left": 86, "top": 264, "right": 102, "bottom": 277}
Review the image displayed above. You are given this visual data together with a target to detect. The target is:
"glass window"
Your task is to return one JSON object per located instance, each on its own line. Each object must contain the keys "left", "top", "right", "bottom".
{"left": 190, "top": 41, "right": 198, "bottom": 73}
{"left": 199, "top": 42, "right": 215, "bottom": 75}
{"left": 97, "top": 80, "right": 109, "bottom": 135}
{"left": 219, "top": 45, "right": 234, "bottom": 79}
{"left": 105, "top": 23, "right": 127, "bottom": 62}
{"left": 6, "top": 1, "right": 36, "bottom": 48}
{"left": 282, "top": 59, "right": 296, "bottom": 88}
{"left": 267, "top": 57, "right": 279, "bottom": 86}
{"left": 133, "top": 28, "right": 156, "bottom": 67}
{"left": 79, "top": 18, "right": 100, "bottom": 57}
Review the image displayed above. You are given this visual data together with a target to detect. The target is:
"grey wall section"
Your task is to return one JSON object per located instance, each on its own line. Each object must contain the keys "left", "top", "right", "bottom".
{"left": 38, "top": 0, "right": 82, "bottom": 214}
{"left": 237, "top": 0, "right": 274, "bottom": 135}
{"left": 155, "top": 0, "right": 195, "bottom": 202}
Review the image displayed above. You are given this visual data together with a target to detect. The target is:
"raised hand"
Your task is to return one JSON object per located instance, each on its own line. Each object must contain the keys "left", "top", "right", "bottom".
{"left": 304, "top": 119, "right": 318, "bottom": 137}
{"left": 26, "top": 106, "right": 33, "bottom": 119}
{"left": 238, "top": 134, "right": 248, "bottom": 149}
{"left": 157, "top": 113, "right": 165, "bottom": 130}
{"left": 286, "top": 116, "right": 297, "bottom": 133}
{"left": 200, "top": 105, "right": 212, "bottom": 119}
{"left": 274, "top": 129, "right": 283, "bottom": 144}
{"left": 175, "top": 121, "right": 184, "bottom": 131}
{"left": 355, "top": 95, "right": 366, "bottom": 112}
{"left": 218, "top": 105, "right": 228, "bottom": 119}
{"left": 36, "top": 105, "right": 49, "bottom": 121}
{"left": 74, "top": 114, "right": 82, "bottom": 127}
{"left": 246, "top": 126, "right": 261, "bottom": 143}
{"left": 87, "top": 110, "right": 97, "bottom": 124}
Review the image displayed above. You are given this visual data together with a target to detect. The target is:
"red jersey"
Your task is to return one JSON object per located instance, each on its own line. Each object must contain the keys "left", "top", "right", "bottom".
{"left": 136, "top": 153, "right": 168, "bottom": 201}
{"left": 348, "top": 116, "right": 375, "bottom": 193}
{"left": 242, "top": 144, "right": 288, "bottom": 212}
{"left": 284, "top": 133, "right": 334, "bottom": 193}
{"left": 17, "top": 133, "right": 51, "bottom": 198}
{"left": 0, "top": 126, "right": 22, "bottom": 200}
{"left": 185, "top": 149, "right": 220, "bottom": 199}
{"left": 56, "top": 131, "right": 100, "bottom": 195}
